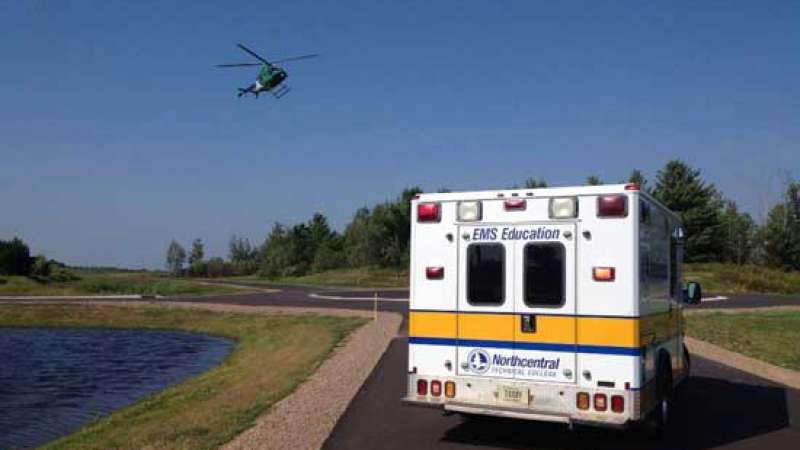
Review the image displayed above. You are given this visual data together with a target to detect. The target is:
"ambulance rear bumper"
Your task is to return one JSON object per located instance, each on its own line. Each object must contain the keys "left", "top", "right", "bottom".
{"left": 444, "top": 401, "right": 571, "bottom": 424}
{"left": 402, "top": 397, "right": 630, "bottom": 428}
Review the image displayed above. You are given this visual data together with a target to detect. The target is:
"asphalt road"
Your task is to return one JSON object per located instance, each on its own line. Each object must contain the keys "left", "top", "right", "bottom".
{"left": 322, "top": 337, "right": 799, "bottom": 450}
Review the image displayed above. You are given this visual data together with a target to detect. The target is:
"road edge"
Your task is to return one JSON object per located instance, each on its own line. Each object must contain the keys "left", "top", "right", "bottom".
{"left": 222, "top": 307, "right": 403, "bottom": 450}
{"left": 685, "top": 336, "right": 800, "bottom": 390}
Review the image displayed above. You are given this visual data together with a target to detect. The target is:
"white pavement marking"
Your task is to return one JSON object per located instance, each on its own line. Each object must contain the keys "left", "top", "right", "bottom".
{"left": 309, "top": 292, "right": 409, "bottom": 303}
{"left": 701, "top": 295, "right": 729, "bottom": 302}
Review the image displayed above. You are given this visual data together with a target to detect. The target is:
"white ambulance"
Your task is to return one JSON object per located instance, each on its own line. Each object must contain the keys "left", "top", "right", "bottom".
{"left": 403, "top": 183, "right": 702, "bottom": 431}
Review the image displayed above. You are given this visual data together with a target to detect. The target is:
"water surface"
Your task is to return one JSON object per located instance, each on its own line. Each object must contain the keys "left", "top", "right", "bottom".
{"left": 0, "top": 328, "right": 233, "bottom": 449}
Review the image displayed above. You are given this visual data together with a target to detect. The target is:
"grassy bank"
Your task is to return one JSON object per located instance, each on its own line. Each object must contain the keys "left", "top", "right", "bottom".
{"left": 685, "top": 310, "right": 800, "bottom": 371}
{"left": 0, "top": 271, "right": 255, "bottom": 297}
{"left": 0, "top": 304, "right": 365, "bottom": 450}
{"left": 683, "top": 263, "right": 800, "bottom": 295}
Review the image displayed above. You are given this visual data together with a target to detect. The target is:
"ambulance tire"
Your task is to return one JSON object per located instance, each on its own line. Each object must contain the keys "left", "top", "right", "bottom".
{"left": 648, "top": 355, "right": 673, "bottom": 436}
{"left": 680, "top": 344, "right": 691, "bottom": 391}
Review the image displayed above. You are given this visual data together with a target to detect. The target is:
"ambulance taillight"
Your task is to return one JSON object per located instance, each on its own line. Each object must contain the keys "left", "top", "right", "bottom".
{"left": 611, "top": 395, "right": 625, "bottom": 413}
{"left": 417, "top": 379, "right": 428, "bottom": 396}
{"left": 430, "top": 380, "right": 442, "bottom": 397}
{"left": 444, "top": 381, "right": 456, "bottom": 398}
{"left": 576, "top": 392, "right": 590, "bottom": 410}
{"left": 594, "top": 393, "right": 608, "bottom": 412}
{"left": 417, "top": 203, "right": 440, "bottom": 222}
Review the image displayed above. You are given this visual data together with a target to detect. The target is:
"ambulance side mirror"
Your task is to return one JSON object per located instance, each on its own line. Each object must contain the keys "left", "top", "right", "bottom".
{"left": 683, "top": 282, "right": 702, "bottom": 305}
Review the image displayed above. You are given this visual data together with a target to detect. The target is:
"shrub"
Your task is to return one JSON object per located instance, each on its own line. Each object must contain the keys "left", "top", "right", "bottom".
{"left": 31, "top": 256, "right": 51, "bottom": 278}
{"left": 49, "top": 266, "right": 79, "bottom": 282}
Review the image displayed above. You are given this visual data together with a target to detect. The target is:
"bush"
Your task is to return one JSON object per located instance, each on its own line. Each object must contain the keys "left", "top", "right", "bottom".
{"left": 31, "top": 256, "right": 51, "bottom": 278}
{"left": 206, "top": 257, "right": 228, "bottom": 278}
{"left": 189, "top": 260, "right": 208, "bottom": 278}
{"left": 50, "top": 266, "right": 79, "bottom": 282}
{"left": 312, "top": 243, "right": 346, "bottom": 273}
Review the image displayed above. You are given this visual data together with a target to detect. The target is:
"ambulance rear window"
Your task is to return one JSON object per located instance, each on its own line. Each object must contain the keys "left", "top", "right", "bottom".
{"left": 467, "top": 243, "right": 505, "bottom": 305}
{"left": 524, "top": 242, "right": 565, "bottom": 307}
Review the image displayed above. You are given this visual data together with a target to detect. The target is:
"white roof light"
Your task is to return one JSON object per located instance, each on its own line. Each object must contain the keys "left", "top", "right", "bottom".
{"left": 549, "top": 197, "right": 578, "bottom": 219}
{"left": 457, "top": 201, "right": 482, "bottom": 222}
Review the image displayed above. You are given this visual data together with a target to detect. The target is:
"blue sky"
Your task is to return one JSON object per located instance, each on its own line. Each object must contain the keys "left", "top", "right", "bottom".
{"left": 1, "top": 0, "right": 798, "bottom": 268}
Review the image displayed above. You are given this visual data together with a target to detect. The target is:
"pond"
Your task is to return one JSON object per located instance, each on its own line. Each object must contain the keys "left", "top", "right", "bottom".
{"left": 0, "top": 328, "right": 233, "bottom": 449}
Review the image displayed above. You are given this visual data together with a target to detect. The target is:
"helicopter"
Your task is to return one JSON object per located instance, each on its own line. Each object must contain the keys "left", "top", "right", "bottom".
{"left": 215, "top": 43, "right": 318, "bottom": 99}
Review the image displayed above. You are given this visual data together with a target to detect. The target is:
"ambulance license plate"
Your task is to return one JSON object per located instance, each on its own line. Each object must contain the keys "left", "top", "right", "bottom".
{"left": 499, "top": 385, "right": 529, "bottom": 405}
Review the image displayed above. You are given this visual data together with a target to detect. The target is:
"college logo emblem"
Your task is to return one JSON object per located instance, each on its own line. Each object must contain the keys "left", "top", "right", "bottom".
{"left": 467, "top": 349, "right": 491, "bottom": 374}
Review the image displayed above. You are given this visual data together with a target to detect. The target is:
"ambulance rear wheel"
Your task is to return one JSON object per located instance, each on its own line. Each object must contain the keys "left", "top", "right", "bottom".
{"left": 648, "top": 359, "right": 673, "bottom": 436}
{"left": 680, "top": 344, "right": 691, "bottom": 390}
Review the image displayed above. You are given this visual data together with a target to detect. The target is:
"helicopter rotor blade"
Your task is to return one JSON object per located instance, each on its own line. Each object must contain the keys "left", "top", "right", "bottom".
{"left": 215, "top": 63, "right": 263, "bottom": 68}
{"left": 270, "top": 54, "right": 319, "bottom": 64}
{"left": 237, "top": 43, "right": 271, "bottom": 65}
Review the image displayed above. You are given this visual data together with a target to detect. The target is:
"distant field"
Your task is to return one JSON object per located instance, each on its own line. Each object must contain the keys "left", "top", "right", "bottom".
{"left": 0, "top": 304, "right": 365, "bottom": 450}
{"left": 0, "top": 272, "right": 254, "bottom": 297}
{"left": 684, "top": 263, "right": 800, "bottom": 295}
{"left": 238, "top": 264, "right": 800, "bottom": 294}
{"left": 222, "top": 267, "right": 409, "bottom": 289}
{"left": 685, "top": 310, "right": 800, "bottom": 371}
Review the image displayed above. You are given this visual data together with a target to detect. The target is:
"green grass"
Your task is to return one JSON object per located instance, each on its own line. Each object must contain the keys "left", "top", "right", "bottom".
{"left": 0, "top": 272, "right": 255, "bottom": 297}
{"left": 215, "top": 263, "right": 800, "bottom": 293}
{"left": 683, "top": 263, "right": 800, "bottom": 295}
{"left": 685, "top": 310, "right": 800, "bottom": 370}
{"left": 0, "top": 304, "right": 366, "bottom": 450}
{"left": 221, "top": 267, "right": 409, "bottom": 289}
{"left": 241, "top": 263, "right": 800, "bottom": 294}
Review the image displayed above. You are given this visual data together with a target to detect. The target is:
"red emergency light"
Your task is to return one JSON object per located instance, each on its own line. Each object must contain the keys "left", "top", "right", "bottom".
{"left": 417, "top": 202, "right": 441, "bottom": 222}
{"left": 597, "top": 195, "right": 627, "bottom": 217}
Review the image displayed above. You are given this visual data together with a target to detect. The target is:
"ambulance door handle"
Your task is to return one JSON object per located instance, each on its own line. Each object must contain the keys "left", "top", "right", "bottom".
{"left": 521, "top": 314, "right": 537, "bottom": 333}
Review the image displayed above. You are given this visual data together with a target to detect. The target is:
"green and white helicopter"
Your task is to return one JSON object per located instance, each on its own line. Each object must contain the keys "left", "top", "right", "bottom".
{"left": 216, "top": 43, "right": 317, "bottom": 99}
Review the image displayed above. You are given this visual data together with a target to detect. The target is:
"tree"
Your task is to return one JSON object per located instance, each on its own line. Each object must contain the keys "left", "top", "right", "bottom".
{"left": 229, "top": 235, "right": 257, "bottom": 275}
{"left": 628, "top": 169, "right": 648, "bottom": 191}
{"left": 586, "top": 175, "right": 603, "bottom": 186}
{"left": 258, "top": 223, "right": 305, "bottom": 278}
{"left": 342, "top": 187, "right": 421, "bottom": 269}
{"left": 524, "top": 178, "right": 548, "bottom": 188}
{"left": 189, "top": 239, "right": 204, "bottom": 265}
{"left": 651, "top": 160, "right": 724, "bottom": 262}
{"left": 229, "top": 235, "right": 254, "bottom": 262}
{"left": 763, "top": 181, "right": 800, "bottom": 270}
{"left": 719, "top": 200, "right": 757, "bottom": 264}
{"left": 0, "top": 237, "right": 32, "bottom": 276}
{"left": 165, "top": 240, "right": 186, "bottom": 276}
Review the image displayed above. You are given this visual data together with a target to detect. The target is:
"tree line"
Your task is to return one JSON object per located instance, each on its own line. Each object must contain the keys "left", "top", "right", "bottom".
{"left": 166, "top": 159, "right": 800, "bottom": 278}
{"left": 0, "top": 238, "right": 77, "bottom": 281}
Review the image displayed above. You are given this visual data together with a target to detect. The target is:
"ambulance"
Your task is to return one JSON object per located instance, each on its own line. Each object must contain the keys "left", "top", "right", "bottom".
{"left": 403, "top": 183, "right": 702, "bottom": 431}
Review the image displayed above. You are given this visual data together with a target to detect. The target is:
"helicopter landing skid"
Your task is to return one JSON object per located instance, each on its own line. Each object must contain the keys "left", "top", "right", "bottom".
{"left": 272, "top": 84, "right": 291, "bottom": 99}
